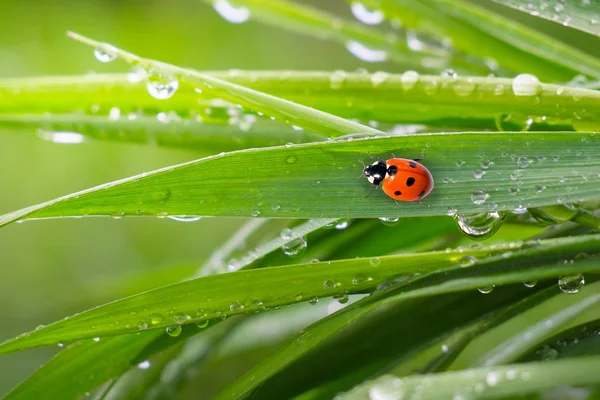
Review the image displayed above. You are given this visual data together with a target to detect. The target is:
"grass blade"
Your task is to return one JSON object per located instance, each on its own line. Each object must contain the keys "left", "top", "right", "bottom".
{"left": 489, "top": 0, "right": 600, "bottom": 37}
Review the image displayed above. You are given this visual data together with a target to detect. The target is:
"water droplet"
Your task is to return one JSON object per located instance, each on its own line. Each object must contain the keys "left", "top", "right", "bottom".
{"left": 213, "top": 0, "right": 250, "bottom": 23}
{"left": 93, "top": 337, "right": 100, "bottom": 342}
{"left": 441, "top": 69, "right": 458, "bottom": 79}
{"left": 229, "top": 302, "right": 245, "bottom": 312}
{"left": 508, "top": 187, "right": 519, "bottom": 195}
{"left": 512, "top": 74, "right": 541, "bottom": 96}
{"left": 168, "top": 215, "right": 202, "bottom": 222}
{"left": 441, "top": 344, "right": 450, "bottom": 353}
{"left": 371, "top": 71, "right": 390, "bottom": 87}
{"left": 336, "top": 293, "right": 349, "bottom": 304}
{"left": 536, "top": 345, "right": 558, "bottom": 361}
{"left": 517, "top": 156, "right": 532, "bottom": 168}
{"left": 196, "top": 320, "right": 209, "bottom": 328}
{"left": 93, "top": 47, "right": 116, "bottom": 63}
{"left": 453, "top": 78, "right": 476, "bottom": 96}
{"left": 459, "top": 256, "right": 477, "bottom": 267}
{"left": 494, "top": 84, "right": 505, "bottom": 96}
{"left": 370, "top": 257, "right": 381, "bottom": 266}
{"left": 350, "top": 2, "right": 384, "bottom": 25}
{"left": 173, "top": 313, "right": 189, "bottom": 324}
{"left": 346, "top": 41, "right": 388, "bottom": 62}
{"left": 149, "top": 314, "right": 164, "bottom": 325}
{"left": 166, "top": 325, "right": 182, "bottom": 337}
{"left": 251, "top": 210, "right": 260, "bottom": 217}
{"left": 486, "top": 372, "right": 499, "bottom": 386}
{"left": 138, "top": 360, "right": 151, "bottom": 370}
{"left": 286, "top": 155, "right": 298, "bottom": 164}
{"left": 330, "top": 70, "right": 346, "bottom": 89}
{"left": 323, "top": 279, "right": 337, "bottom": 289}
{"left": 558, "top": 274, "right": 584, "bottom": 294}
{"left": 37, "top": 130, "right": 85, "bottom": 144}
{"left": 335, "top": 219, "right": 350, "bottom": 230}
{"left": 146, "top": 72, "right": 179, "bottom": 100}
{"left": 523, "top": 280, "right": 537, "bottom": 288}
{"left": 455, "top": 211, "right": 505, "bottom": 240}
{"left": 308, "top": 297, "right": 319, "bottom": 305}
{"left": 378, "top": 217, "right": 400, "bottom": 226}
{"left": 471, "top": 189, "right": 488, "bottom": 205}
{"left": 282, "top": 236, "right": 307, "bottom": 257}
{"left": 400, "top": 70, "right": 419, "bottom": 91}
{"left": 535, "top": 184, "right": 545, "bottom": 193}
{"left": 446, "top": 207, "right": 458, "bottom": 217}
{"left": 473, "top": 170, "right": 484, "bottom": 179}
{"left": 478, "top": 285, "right": 495, "bottom": 294}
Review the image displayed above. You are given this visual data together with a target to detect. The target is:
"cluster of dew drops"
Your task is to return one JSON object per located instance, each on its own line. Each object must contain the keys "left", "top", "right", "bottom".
{"left": 74, "top": 1, "right": 592, "bottom": 346}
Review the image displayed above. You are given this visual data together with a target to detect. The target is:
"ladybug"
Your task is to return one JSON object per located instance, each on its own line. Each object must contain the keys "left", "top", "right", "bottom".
{"left": 362, "top": 154, "right": 434, "bottom": 204}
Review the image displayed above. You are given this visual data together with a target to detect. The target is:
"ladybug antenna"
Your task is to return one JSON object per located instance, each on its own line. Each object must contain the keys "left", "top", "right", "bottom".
{"left": 418, "top": 201, "right": 431, "bottom": 209}
{"left": 367, "top": 151, "right": 380, "bottom": 160}
{"left": 357, "top": 159, "right": 366, "bottom": 179}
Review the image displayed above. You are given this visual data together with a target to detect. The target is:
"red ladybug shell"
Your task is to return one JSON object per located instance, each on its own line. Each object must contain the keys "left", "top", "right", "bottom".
{"left": 382, "top": 158, "right": 434, "bottom": 202}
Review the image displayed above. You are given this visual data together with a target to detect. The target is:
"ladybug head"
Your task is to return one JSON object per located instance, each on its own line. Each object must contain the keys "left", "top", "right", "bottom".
{"left": 363, "top": 160, "right": 386, "bottom": 186}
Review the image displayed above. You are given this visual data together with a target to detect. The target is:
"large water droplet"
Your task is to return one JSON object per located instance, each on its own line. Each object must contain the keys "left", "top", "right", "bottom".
{"left": 138, "top": 360, "right": 151, "bottom": 370}
{"left": 213, "top": 0, "right": 250, "bottom": 24}
{"left": 558, "top": 274, "right": 584, "bottom": 294}
{"left": 512, "top": 74, "right": 541, "bottom": 96}
{"left": 455, "top": 211, "right": 505, "bottom": 240}
{"left": 93, "top": 47, "right": 116, "bottom": 63}
{"left": 335, "top": 219, "right": 350, "bottom": 230}
{"left": 281, "top": 236, "right": 307, "bottom": 257}
{"left": 453, "top": 78, "right": 476, "bottom": 97}
{"left": 478, "top": 285, "right": 495, "bottom": 294}
{"left": 146, "top": 72, "right": 179, "bottom": 100}
{"left": 346, "top": 41, "right": 388, "bottom": 62}
{"left": 378, "top": 217, "right": 400, "bottom": 226}
{"left": 350, "top": 2, "right": 384, "bottom": 25}
{"left": 524, "top": 280, "right": 538, "bottom": 288}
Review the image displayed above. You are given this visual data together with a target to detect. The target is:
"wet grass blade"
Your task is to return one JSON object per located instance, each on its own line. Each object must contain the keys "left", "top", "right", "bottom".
{"left": 339, "top": 356, "right": 600, "bottom": 399}
{"left": 2, "top": 132, "right": 600, "bottom": 225}
{"left": 66, "top": 32, "right": 381, "bottom": 138}
{"left": 2, "top": 73, "right": 598, "bottom": 134}
{"left": 489, "top": 0, "right": 600, "bottom": 37}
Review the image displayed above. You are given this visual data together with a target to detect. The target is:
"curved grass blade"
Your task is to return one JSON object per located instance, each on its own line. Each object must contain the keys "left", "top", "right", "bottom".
{"left": 489, "top": 0, "right": 600, "bottom": 37}
{"left": 199, "top": 0, "right": 460, "bottom": 73}
{"left": 356, "top": 0, "right": 600, "bottom": 81}
{"left": 2, "top": 132, "right": 600, "bottom": 225}
{"left": 217, "top": 234, "right": 600, "bottom": 398}
{"left": 2, "top": 73, "right": 598, "bottom": 133}
{"left": 339, "top": 356, "right": 600, "bottom": 399}
{"left": 474, "top": 290, "right": 600, "bottom": 367}
{"left": 67, "top": 32, "right": 381, "bottom": 138}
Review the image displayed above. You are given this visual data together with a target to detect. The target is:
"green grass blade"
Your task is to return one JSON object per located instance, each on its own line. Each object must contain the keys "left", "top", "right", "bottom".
{"left": 199, "top": 0, "right": 462, "bottom": 73}
{"left": 2, "top": 132, "right": 600, "bottom": 225}
{"left": 489, "top": 0, "right": 600, "bottom": 37}
{"left": 2, "top": 73, "right": 598, "bottom": 133}
{"left": 66, "top": 32, "right": 381, "bottom": 138}
{"left": 474, "top": 290, "right": 600, "bottom": 367}
{"left": 4, "top": 333, "right": 158, "bottom": 400}
{"left": 357, "top": 0, "right": 600, "bottom": 81}
{"left": 339, "top": 356, "right": 600, "bottom": 399}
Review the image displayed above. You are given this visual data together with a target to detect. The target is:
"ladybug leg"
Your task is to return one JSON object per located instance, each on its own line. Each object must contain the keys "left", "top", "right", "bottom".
{"left": 413, "top": 151, "right": 425, "bottom": 162}
{"left": 392, "top": 198, "right": 399, "bottom": 207}
{"left": 365, "top": 184, "right": 379, "bottom": 199}
{"left": 418, "top": 201, "right": 431, "bottom": 208}
{"left": 357, "top": 159, "right": 366, "bottom": 179}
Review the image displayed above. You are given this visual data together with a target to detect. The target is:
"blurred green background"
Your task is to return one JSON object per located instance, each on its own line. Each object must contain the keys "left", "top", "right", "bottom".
{"left": 0, "top": 0, "right": 597, "bottom": 395}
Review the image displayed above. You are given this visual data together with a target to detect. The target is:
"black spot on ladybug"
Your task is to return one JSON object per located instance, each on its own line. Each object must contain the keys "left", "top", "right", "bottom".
{"left": 408, "top": 161, "right": 417, "bottom": 168}
{"left": 418, "top": 190, "right": 426, "bottom": 198}
{"left": 406, "top": 177, "right": 415, "bottom": 187}
{"left": 394, "top": 190, "right": 402, "bottom": 196}
{"left": 387, "top": 165, "right": 398, "bottom": 176}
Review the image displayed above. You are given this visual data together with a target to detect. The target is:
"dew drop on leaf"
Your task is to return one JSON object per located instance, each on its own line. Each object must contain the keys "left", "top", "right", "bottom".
{"left": 471, "top": 189, "right": 489, "bottom": 205}
{"left": 323, "top": 279, "right": 337, "bottom": 289}
{"left": 400, "top": 70, "right": 419, "bottom": 91}
{"left": 558, "top": 274, "right": 584, "bottom": 294}
{"left": 459, "top": 256, "right": 477, "bottom": 267}
{"left": 378, "top": 217, "right": 400, "bottom": 226}
{"left": 166, "top": 325, "right": 182, "bottom": 337}
{"left": 213, "top": 0, "right": 250, "bottom": 24}
{"left": 281, "top": 236, "right": 307, "bottom": 257}
{"left": 350, "top": 2, "right": 384, "bottom": 25}
{"left": 512, "top": 73, "right": 541, "bottom": 96}
{"left": 93, "top": 47, "right": 116, "bottom": 63}
{"left": 146, "top": 72, "right": 179, "bottom": 100}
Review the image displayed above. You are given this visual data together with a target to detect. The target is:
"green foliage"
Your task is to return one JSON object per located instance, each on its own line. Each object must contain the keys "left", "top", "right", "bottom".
{"left": 1, "top": 0, "right": 600, "bottom": 399}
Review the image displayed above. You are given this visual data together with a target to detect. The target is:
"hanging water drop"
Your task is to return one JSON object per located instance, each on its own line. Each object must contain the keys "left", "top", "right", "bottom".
{"left": 558, "top": 274, "right": 584, "bottom": 294}
{"left": 335, "top": 219, "right": 350, "bottom": 230}
{"left": 346, "top": 41, "right": 388, "bottom": 62}
{"left": 523, "top": 280, "right": 537, "bottom": 288}
{"left": 378, "top": 217, "right": 400, "bottom": 226}
{"left": 168, "top": 215, "right": 202, "bottom": 222}
{"left": 166, "top": 325, "right": 182, "bottom": 337}
{"left": 350, "top": 2, "right": 384, "bottom": 25}
{"left": 93, "top": 47, "right": 116, "bottom": 63}
{"left": 512, "top": 74, "right": 541, "bottom": 96}
{"left": 441, "top": 69, "right": 458, "bottom": 79}
{"left": 455, "top": 211, "right": 505, "bottom": 240}
{"left": 213, "top": 0, "right": 250, "bottom": 24}
{"left": 146, "top": 72, "right": 179, "bottom": 100}
{"left": 478, "top": 285, "right": 495, "bottom": 294}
